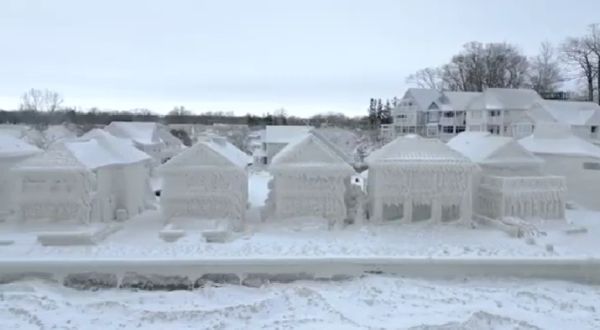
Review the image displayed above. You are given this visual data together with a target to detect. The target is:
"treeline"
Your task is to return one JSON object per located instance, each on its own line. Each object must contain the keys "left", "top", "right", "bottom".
{"left": 0, "top": 107, "right": 371, "bottom": 130}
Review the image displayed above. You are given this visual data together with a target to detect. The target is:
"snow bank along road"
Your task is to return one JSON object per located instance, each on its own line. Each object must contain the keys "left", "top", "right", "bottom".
{"left": 1, "top": 256, "right": 599, "bottom": 286}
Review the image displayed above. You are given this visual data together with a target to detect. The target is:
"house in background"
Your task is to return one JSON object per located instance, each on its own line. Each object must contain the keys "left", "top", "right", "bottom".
{"left": 105, "top": 121, "right": 184, "bottom": 164}
{"left": 464, "top": 88, "right": 542, "bottom": 138}
{"left": 262, "top": 125, "right": 313, "bottom": 164}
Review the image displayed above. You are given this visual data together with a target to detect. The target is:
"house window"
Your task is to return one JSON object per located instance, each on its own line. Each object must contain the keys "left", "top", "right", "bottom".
{"left": 442, "top": 126, "right": 454, "bottom": 134}
{"left": 456, "top": 126, "right": 466, "bottom": 133}
{"left": 489, "top": 110, "right": 501, "bottom": 117}
{"left": 396, "top": 114, "right": 407, "bottom": 119}
{"left": 443, "top": 112, "right": 455, "bottom": 118}
{"left": 583, "top": 162, "right": 600, "bottom": 170}
{"left": 591, "top": 126, "right": 597, "bottom": 133}
{"left": 408, "top": 127, "right": 416, "bottom": 133}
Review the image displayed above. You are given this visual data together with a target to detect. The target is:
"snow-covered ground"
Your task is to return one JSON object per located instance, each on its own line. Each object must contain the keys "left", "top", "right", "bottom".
{"left": 1, "top": 276, "right": 599, "bottom": 329}
{"left": 1, "top": 171, "right": 599, "bottom": 259}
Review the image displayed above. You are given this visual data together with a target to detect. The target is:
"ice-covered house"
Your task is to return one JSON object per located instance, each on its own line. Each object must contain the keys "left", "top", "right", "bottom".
{"left": 366, "top": 135, "right": 477, "bottom": 223}
{"left": 528, "top": 100, "right": 600, "bottom": 143}
{"left": 519, "top": 123, "right": 600, "bottom": 210}
{"left": 265, "top": 133, "right": 356, "bottom": 225}
{"left": 262, "top": 125, "right": 313, "bottom": 164}
{"left": 448, "top": 132, "right": 566, "bottom": 220}
{"left": 12, "top": 131, "right": 154, "bottom": 223}
{"left": 465, "top": 88, "right": 543, "bottom": 138}
{"left": 0, "top": 134, "right": 41, "bottom": 217}
{"left": 105, "top": 121, "right": 183, "bottom": 163}
{"left": 158, "top": 136, "right": 250, "bottom": 229}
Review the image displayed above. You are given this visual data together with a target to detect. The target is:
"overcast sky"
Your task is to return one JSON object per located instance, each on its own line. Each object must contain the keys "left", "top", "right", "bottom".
{"left": 1, "top": 0, "right": 599, "bottom": 116}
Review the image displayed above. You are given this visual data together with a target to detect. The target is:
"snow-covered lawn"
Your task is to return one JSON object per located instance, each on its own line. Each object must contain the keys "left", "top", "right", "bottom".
{"left": 1, "top": 276, "right": 599, "bottom": 329}
{"left": 0, "top": 171, "right": 599, "bottom": 259}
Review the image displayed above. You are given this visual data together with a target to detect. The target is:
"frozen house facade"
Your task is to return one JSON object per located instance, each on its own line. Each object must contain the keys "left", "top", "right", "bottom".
{"left": 105, "top": 121, "right": 183, "bottom": 163}
{"left": 265, "top": 133, "right": 356, "bottom": 224}
{"left": 366, "top": 136, "right": 477, "bottom": 223}
{"left": 262, "top": 125, "right": 313, "bottom": 164}
{"left": 159, "top": 136, "right": 250, "bottom": 229}
{"left": 448, "top": 132, "right": 566, "bottom": 220}
{"left": 0, "top": 134, "right": 41, "bottom": 217}
{"left": 520, "top": 124, "right": 600, "bottom": 210}
{"left": 12, "top": 131, "right": 154, "bottom": 223}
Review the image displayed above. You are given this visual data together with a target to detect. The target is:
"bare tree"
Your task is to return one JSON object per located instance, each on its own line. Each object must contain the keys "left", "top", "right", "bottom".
{"left": 561, "top": 37, "right": 596, "bottom": 101}
{"left": 406, "top": 67, "right": 443, "bottom": 90}
{"left": 168, "top": 105, "right": 192, "bottom": 116}
{"left": 529, "top": 42, "right": 564, "bottom": 94}
{"left": 20, "top": 88, "right": 63, "bottom": 112}
{"left": 584, "top": 24, "right": 600, "bottom": 104}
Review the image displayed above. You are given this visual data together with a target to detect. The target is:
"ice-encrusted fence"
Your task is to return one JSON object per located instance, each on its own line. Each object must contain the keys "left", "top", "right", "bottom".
{"left": 1, "top": 257, "right": 599, "bottom": 290}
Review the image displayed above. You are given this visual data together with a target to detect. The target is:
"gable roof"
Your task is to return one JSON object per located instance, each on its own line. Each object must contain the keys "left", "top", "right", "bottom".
{"left": 518, "top": 123, "right": 600, "bottom": 159}
{"left": 160, "top": 135, "right": 250, "bottom": 170}
{"left": 265, "top": 125, "right": 313, "bottom": 144}
{"left": 64, "top": 129, "right": 151, "bottom": 169}
{"left": 105, "top": 121, "right": 160, "bottom": 145}
{"left": 447, "top": 132, "right": 542, "bottom": 165}
{"left": 538, "top": 100, "right": 600, "bottom": 126}
{"left": 366, "top": 135, "right": 473, "bottom": 164}
{"left": 404, "top": 88, "right": 443, "bottom": 110}
{"left": 442, "top": 91, "right": 482, "bottom": 110}
{"left": 15, "top": 145, "right": 88, "bottom": 171}
{"left": 0, "top": 133, "right": 41, "bottom": 158}
{"left": 468, "top": 88, "right": 542, "bottom": 111}
{"left": 270, "top": 133, "right": 354, "bottom": 172}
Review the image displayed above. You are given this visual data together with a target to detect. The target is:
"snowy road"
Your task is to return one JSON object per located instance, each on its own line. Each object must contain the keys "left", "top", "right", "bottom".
{"left": 1, "top": 276, "right": 599, "bottom": 329}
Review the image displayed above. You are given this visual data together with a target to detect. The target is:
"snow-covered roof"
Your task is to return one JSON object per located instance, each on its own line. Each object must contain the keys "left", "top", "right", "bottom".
{"left": 442, "top": 91, "right": 481, "bottom": 110}
{"left": 538, "top": 100, "right": 600, "bottom": 126}
{"left": 105, "top": 121, "right": 160, "bottom": 145}
{"left": 160, "top": 135, "right": 250, "bottom": 170}
{"left": 518, "top": 123, "right": 600, "bottom": 159}
{"left": 447, "top": 132, "right": 542, "bottom": 165}
{"left": 0, "top": 133, "right": 41, "bottom": 158}
{"left": 367, "top": 135, "right": 473, "bottom": 164}
{"left": 15, "top": 146, "right": 87, "bottom": 171}
{"left": 468, "top": 88, "right": 542, "bottom": 111}
{"left": 404, "top": 88, "right": 443, "bottom": 110}
{"left": 270, "top": 133, "right": 354, "bottom": 172}
{"left": 264, "top": 125, "right": 313, "bottom": 144}
{"left": 64, "top": 129, "right": 151, "bottom": 169}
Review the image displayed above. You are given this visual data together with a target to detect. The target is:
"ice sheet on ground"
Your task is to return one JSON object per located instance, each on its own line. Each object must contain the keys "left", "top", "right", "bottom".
{"left": 0, "top": 276, "right": 598, "bottom": 329}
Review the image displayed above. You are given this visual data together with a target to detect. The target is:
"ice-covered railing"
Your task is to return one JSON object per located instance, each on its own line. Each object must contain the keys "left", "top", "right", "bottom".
{"left": 480, "top": 175, "right": 566, "bottom": 193}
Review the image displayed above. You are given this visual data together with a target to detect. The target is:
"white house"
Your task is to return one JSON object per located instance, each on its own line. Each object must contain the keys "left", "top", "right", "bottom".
{"left": 465, "top": 88, "right": 542, "bottom": 138}
{"left": 391, "top": 88, "right": 481, "bottom": 141}
{"left": 265, "top": 133, "right": 356, "bottom": 225}
{"left": 366, "top": 135, "right": 477, "bottom": 223}
{"left": 448, "top": 132, "right": 566, "bottom": 220}
{"left": 262, "top": 125, "right": 313, "bottom": 164}
{"left": 0, "top": 134, "right": 41, "bottom": 217}
{"left": 105, "top": 121, "right": 183, "bottom": 163}
{"left": 528, "top": 100, "right": 600, "bottom": 143}
{"left": 158, "top": 136, "right": 250, "bottom": 230}
{"left": 12, "top": 131, "right": 154, "bottom": 223}
{"left": 519, "top": 123, "right": 600, "bottom": 210}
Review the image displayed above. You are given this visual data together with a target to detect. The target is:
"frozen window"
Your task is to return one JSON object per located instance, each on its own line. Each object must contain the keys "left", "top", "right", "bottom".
{"left": 583, "top": 162, "right": 600, "bottom": 170}
{"left": 442, "top": 126, "right": 454, "bottom": 133}
{"left": 456, "top": 126, "right": 466, "bottom": 133}
{"left": 443, "top": 112, "right": 455, "bottom": 118}
{"left": 591, "top": 126, "right": 597, "bottom": 133}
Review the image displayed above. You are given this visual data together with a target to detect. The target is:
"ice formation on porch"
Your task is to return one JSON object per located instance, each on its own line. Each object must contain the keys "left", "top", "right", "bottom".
{"left": 366, "top": 135, "right": 477, "bottom": 223}
{"left": 158, "top": 135, "right": 250, "bottom": 230}
{"left": 265, "top": 132, "right": 356, "bottom": 225}
{"left": 448, "top": 132, "right": 566, "bottom": 220}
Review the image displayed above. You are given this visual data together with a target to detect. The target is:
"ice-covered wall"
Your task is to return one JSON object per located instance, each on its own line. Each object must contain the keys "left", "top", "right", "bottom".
{"left": 160, "top": 168, "right": 248, "bottom": 228}
{"left": 266, "top": 169, "right": 351, "bottom": 223}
